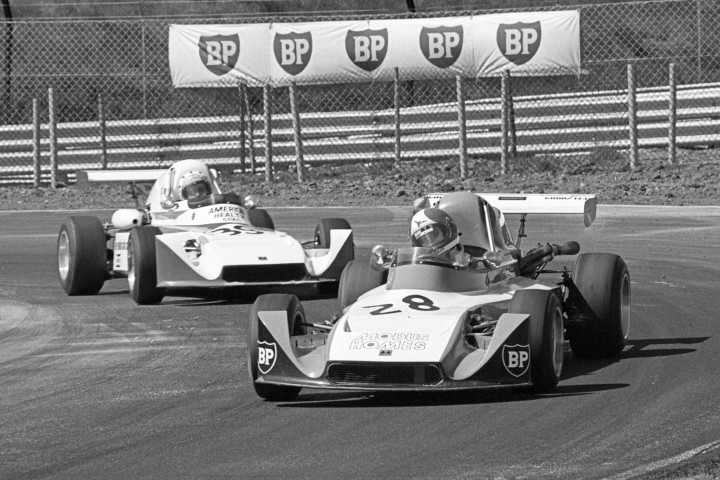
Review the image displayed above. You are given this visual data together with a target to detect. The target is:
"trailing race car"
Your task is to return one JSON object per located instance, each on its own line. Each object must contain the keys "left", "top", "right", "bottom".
{"left": 247, "top": 191, "right": 630, "bottom": 401}
{"left": 57, "top": 160, "right": 354, "bottom": 304}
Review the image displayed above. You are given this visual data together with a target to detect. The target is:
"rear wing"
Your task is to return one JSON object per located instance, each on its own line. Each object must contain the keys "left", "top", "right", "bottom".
{"left": 76, "top": 169, "right": 167, "bottom": 188}
{"left": 421, "top": 193, "right": 597, "bottom": 227}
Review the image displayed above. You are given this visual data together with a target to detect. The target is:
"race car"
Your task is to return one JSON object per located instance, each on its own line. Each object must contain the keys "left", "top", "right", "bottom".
{"left": 57, "top": 160, "right": 354, "bottom": 304}
{"left": 247, "top": 191, "right": 630, "bottom": 400}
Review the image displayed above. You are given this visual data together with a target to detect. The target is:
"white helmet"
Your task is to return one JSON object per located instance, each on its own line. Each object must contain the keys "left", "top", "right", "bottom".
{"left": 410, "top": 208, "right": 459, "bottom": 254}
{"left": 178, "top": 171, "right": 212, "bottom": 200}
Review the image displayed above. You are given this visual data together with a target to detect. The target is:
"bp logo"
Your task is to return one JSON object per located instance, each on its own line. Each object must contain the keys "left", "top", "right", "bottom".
{"left": 419, "top": 25, "right": 463, "bottom": 69}
{"left": 274, "top": 31, "right": 313, "bottom": 76}
{"left": 257, "top": 341, "right": 277, "bottom": 374}
{"left": 345, "top": 28, "right": 388, "bottom": 72}
{"left": 496, "top": 21, "right": 542, "bottom": 66}
{"left": 502, "top": 344, "right": 530, "bottom": 377}
{"left": 199, "top": 34, "right": 240, "bottom": 76}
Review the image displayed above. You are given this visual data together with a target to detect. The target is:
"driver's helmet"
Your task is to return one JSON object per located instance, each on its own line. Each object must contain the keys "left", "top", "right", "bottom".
{"left": 178, "top": 171, "right": 212, "bottom": 201}
{"left": 410, "top": 208, "right": 460, "bottom": 255}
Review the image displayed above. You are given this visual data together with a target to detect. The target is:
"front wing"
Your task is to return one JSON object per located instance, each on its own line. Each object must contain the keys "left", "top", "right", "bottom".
{"left": 252, "top": 310, "right": 533, "bottom": 392}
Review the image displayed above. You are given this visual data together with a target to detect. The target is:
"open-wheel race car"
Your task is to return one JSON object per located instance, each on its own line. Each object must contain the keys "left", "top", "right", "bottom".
{"left": 247, "top": 191, "right": 630, "bottom": 401}
{"left": 57, "top": 160, "right": 354, "bottom": 304}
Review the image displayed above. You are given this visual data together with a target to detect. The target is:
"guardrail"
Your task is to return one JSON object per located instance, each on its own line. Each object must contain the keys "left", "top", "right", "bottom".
{"left": 2, "top": 78, "right": 720, "bottom": 186}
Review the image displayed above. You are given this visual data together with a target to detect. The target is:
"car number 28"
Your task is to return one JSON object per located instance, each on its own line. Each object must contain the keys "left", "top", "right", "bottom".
{"left": 363, "top": 295, "right": 440, "bottom": 315}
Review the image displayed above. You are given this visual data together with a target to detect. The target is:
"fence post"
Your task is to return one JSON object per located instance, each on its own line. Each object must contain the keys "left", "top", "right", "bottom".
{"left": 238, "top": 84, "right": 246, "bottom": 173}
{"left": 668, "top": 63, "right": 677, "bottom": 165}
{"left": 289, "top": 81, "right": 306, "bottom": 183}
{"left": 263, "top": 84, "right": 273, "bottom": 184}
{"left": 98, "top": 93, "right": 107, "bottom": 169}
{"left": 501, "top": 70, "right": 510, "bottom": 175}
{"left": 394, "top": 67, "right": 401, "bottom": 168}
{"left": 243, "top": 85, "right": 256, "bottom": 174}
{"left": 627, "top": 64, "right": 639, "bottom": 170}
{"left": 456, "top": 75, "right": 468, "bottom": 180}
{"left": 32, "top": 98, "right": 41, "bottom": 188}
{"left": 48, "top": 87, "right": 58, "bottom": 188}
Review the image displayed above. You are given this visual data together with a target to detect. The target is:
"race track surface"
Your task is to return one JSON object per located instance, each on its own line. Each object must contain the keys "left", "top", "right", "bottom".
{"left": 0, "top": 205, "right": 719, "bottom": 479}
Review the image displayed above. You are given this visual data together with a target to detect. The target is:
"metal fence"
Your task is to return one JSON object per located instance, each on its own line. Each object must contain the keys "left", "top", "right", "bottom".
{"left": 2, "top": 0, "right": 720, "bottom": 186}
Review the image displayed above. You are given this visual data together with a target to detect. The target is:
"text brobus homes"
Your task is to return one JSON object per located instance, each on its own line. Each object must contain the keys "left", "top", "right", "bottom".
{"left": 169, "top": 11, "right": 580, "bottom": 87}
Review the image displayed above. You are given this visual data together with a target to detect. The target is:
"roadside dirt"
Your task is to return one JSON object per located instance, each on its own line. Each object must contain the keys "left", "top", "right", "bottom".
{"left": 1, "top": 149, "right": 719, "bottom": 210}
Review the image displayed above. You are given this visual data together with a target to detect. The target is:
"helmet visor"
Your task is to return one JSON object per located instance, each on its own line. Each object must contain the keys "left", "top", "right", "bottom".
{"left": 411, "top": 224, "right": 448, "bottom": 248}
{"left": 183, "top": 180, "right": 210, "bottom": 200}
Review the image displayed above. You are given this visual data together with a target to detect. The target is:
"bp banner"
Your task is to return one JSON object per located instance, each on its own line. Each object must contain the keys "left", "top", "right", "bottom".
{"left": 169, "top": 11, "right": 580, "bottom": 87}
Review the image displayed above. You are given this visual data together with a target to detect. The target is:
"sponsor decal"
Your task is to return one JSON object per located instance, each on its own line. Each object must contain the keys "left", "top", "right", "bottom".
{"left": 498, "top": 196, "right": 527, "bottom": 201}
{"left": 257, "top": 341, "right": 277, "bottom": 374}
{"left": 345, "top": 28, "right": 388, "bottom": 72}
{"left": 274, "top": 31, "right": 312, "bottom": 75}
{"left": 350, "top": 332, "right": 429, "bottom": 351}
{"left": 207, "top": 205, "right": 242, "bottom": 222}
{"left": 199, "top": 34, "right": 240, "bottom": 76}
{"left": 502, "top": 344, "right": 530, "bottom": 377}
{"left": 419, "top": 25, "right": 463, "bottom": 69}
{"left": 496, "top": 21, "right": 541, "bottom": 66}
{"left": 114, "top": 242, "right": 128, "bottom": 251}
{"left": 379, "top": 350, "right": 393, "bottom": 357}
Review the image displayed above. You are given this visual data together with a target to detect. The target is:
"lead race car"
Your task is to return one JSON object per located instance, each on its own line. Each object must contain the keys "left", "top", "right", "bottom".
{"left": 57, "top": 160, "right": 354, "bottom": 304}
{"left": 247, "top": 191, "right": 631, "bottom": 401}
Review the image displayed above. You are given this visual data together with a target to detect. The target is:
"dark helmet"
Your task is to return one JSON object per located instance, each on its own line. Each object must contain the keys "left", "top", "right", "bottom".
{"left": 410, "top": 208, "right": 459, "bottom": 254}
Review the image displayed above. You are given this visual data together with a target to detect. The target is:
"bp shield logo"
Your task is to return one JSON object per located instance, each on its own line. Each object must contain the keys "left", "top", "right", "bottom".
{"left": 497, "top": 21, "right": 542, "bottom": 66}
{"left": 274, "top": 31, "right": 312, "bottom": 76}
{"left": 420, "top": 25, "right": 463, "bottom": 69}
{"left": 502, "top": 344, "right": 530, "bottom": 377}
{"left": 345, "top": 28, "right": 388, "bottom": 72}
{"left": 199, "top": 34, "right": 240, "bottom": 76}
{"left": 257, "top": 341, "right": 277, "bottom": 374}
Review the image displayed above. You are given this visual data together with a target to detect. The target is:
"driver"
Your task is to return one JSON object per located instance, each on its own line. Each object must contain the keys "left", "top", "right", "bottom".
{"left": 410, "top": 208, "right": 477, "bottom": 268}
{"left": 178, "top": 170, "right": 212, "bottom": 201}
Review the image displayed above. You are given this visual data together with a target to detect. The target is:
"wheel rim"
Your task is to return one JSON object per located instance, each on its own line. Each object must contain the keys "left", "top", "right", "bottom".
{"left": 57, "top": 230, "right": 70, "bottom": 281}
{"left": 620, "top": 273, "right": 631, "bottom": 340}
{"left": 127, "top": 240, "right": 136, "bottom": 292}
{"left": 551, "top": 306, "right": 564, "bottom": 378}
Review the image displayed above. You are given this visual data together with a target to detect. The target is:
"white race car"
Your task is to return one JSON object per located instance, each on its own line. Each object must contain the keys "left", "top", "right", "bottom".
{"left": 247, "top": 191, "right": 630, "bottom": 401}
{"left": 57, "top": 163, "right": 354, "bottom": 304}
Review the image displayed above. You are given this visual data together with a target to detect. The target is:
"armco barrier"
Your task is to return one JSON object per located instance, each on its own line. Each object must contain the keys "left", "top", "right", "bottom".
{"left": 2, "top": 82, "right": 720, "bottom": 184}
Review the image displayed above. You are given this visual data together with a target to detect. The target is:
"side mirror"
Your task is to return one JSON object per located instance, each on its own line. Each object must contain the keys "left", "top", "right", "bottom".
{"left": 243, "top": 194, "right": 259, "bottom": 209}
{"left": 371, "top": 245, "right": 391, "bottom": 271}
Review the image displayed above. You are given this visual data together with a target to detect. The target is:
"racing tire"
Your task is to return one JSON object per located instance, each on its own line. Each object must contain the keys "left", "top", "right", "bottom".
{"left": 509, "top": 289, "right": 564, "bottom": 391}
{"left": 128, "top": 226, "right": 165, "bottom": 305}
{"left": 338, "top": 259, "right": 385, "bottom": 311}
{"left": 314, "top": 218, "right": 354, "bottom": 282}
{"left": 248, "top": 208, "right": 275, "bottom": 230}
{"left": 568, "top": 253, "right": 631, "bottom": 358}
{"left": 57, "top": 216, "right": 107, "bottom": 295}
{"left": 248, "top": 294, "right": 304, "bottom": 401}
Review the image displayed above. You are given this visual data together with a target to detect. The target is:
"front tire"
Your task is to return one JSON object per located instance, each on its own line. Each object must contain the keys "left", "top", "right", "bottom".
{"left": 509, "top": 289, "right": 564, "bottom": 391}
{"left": 338, "top": 259, "right": 385, "bottom": 311}
{"left": 128, "top": 227, "right": 165, "bottom": 305}
{"left": 568, "top": 253, "right": 631, "bottom": 358}
{"left": 57, "top": 216, "right": 107, "bottom": 295}
{"left": 248, "top": 294, "right": 304, "bottom": 401}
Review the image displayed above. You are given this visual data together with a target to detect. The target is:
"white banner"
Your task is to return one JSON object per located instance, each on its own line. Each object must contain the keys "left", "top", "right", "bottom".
{"left": 169, "top": 11, "right": 580, "bottom": 87}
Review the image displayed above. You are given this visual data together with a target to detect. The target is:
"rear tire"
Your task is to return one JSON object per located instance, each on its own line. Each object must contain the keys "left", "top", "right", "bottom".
{"left": 568, "top": 253, "right": 631, "bottom": 358}
{"left": 509, "top": 289, "right": 564, "bottom": 391}
{"left": 248, "top": 294, "right": 304, "bottom": 401}
{"left": 338, "top": 259, "right": 385, "bottom": 311}
{"left": 248, "top": 208, "right": 275, "bottom": 230}
{"left": 128, "top": 227, "right": 165, "bottom": 305}
{"left": 57, "top": 216, "right": 107, "bottom": 295}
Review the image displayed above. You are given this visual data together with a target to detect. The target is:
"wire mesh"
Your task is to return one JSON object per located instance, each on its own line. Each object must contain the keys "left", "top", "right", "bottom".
{"left": 1, "top": 0, "right": 720, "bottom": 185}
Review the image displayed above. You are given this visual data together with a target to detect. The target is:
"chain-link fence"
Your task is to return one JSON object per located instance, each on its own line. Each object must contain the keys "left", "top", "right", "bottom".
{"left": 2, "top": 0, "right": 720, "bottom": 186}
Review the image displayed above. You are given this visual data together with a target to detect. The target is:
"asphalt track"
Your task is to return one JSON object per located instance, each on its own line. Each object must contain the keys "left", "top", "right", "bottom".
{"left": 0, "top": 205, "right": 719, "bottom": 480}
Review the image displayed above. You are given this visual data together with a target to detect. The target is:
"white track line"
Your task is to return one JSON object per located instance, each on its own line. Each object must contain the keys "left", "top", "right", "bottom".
{"left": 603, "top": 439, "right": 720, "bottom": 480}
